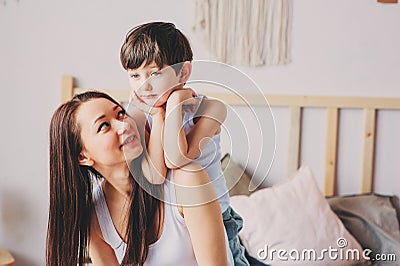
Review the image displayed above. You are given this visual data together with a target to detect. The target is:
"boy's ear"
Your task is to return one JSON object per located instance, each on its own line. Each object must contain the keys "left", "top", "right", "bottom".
{"left": 179, "top": 61, "right": 192, "bottom": 84}
{"left": 78, "top": 151, "right": 94, "bottom": 166}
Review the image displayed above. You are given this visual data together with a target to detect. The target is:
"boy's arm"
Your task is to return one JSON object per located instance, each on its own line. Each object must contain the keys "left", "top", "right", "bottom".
{"left": 164, "top": 90, "right": 227, "bottom": 169}
{"left": 185, "top": 97, "right": 226, "bottom": 157}
{"left": 128, "top": 98, "right": 167, "bottom": 184}
{"left": 141, "top": 110, "right": 167, "bottom": 184}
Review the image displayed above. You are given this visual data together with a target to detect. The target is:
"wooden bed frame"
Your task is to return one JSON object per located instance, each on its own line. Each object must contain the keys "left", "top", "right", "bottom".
{"left": 61, "top": 75, "right": 400, "bottom": 197}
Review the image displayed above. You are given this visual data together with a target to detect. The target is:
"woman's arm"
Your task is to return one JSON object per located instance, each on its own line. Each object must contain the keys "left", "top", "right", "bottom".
{"left": 173, "top": 164, "right": 228, "bottom": 266}
{"left": 88, "top": 215, "right": 120, "bottom": 266}
{"left": 164, "top": 90, "right": 227, "bottom": 169}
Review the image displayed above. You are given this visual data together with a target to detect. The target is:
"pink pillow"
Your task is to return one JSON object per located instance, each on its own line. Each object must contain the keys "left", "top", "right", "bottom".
{"left": 230, "top": 166, "right": 368, "bottom": 265}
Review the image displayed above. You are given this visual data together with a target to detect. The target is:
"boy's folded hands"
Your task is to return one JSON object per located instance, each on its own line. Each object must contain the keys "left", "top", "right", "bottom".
{"left": 129, "top": 90, "right": 165, "bottom": 116}
{"left": 130, "top": 87, "right": 201, "bottom": 115}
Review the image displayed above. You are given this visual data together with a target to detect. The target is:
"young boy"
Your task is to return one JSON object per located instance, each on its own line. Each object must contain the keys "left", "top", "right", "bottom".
{"left": 120, "top": 21, "right": 250, "bottom": 266}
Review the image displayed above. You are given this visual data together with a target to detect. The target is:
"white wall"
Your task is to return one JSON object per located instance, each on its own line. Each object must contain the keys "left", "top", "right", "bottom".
{"left": 0, "top": 0, "right": 399, "bottom": 265}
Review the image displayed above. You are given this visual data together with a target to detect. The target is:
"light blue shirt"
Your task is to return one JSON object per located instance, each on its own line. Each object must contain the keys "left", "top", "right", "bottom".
{"left": 147, "top": 95, "right": 230, "bottom": 212}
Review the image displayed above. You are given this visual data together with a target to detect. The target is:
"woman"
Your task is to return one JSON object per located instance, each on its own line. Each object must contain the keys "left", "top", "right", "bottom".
{"left": 46, "top": 91, "right": 232, "bottom": 265}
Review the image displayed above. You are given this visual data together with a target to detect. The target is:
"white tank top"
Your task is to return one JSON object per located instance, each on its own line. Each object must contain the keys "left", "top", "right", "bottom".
{"left": 93, "top": 173, "right": 234, "bottom": 265}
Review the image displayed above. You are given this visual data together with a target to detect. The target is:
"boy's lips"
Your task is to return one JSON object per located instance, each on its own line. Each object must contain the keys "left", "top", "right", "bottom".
{"left": 141, "top": 94, "right": 158, "bottom": 99}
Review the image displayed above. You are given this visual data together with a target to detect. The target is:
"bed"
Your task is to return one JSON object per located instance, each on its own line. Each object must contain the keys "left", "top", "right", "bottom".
{"left": 61, "top": 75, "right": 400, "bottom": 266}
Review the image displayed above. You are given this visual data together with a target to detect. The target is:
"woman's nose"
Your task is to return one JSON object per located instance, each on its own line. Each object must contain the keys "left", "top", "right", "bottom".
{"left": 116, "top": 120, "right": 129, "bottom": 135}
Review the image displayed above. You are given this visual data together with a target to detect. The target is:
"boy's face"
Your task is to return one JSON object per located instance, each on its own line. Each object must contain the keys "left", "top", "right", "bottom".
{"left": 127, "top": 61, "right": 181, "bottom": 107}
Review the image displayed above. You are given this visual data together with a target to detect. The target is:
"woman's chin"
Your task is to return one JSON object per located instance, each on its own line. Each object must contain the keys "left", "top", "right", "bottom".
{"left": 123, "top": 147, "right": 143, "bottom": 162}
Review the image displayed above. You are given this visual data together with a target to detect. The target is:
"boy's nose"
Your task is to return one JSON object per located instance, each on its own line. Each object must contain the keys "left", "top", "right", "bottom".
{"left": 138, "top": 78, "right": 153, "bottom": 92}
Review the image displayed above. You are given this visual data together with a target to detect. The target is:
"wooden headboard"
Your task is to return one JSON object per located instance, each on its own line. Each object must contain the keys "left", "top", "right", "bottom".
{"left": 61, "top": 75, "right": 400, "bottom": 197}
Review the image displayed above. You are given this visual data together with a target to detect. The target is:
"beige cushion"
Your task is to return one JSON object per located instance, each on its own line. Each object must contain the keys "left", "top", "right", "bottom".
{"left": 221, "top": 154, "right": 252, "bottom": 196}
{"left": 230, "top": 166, "right": 367, "bottom": 265}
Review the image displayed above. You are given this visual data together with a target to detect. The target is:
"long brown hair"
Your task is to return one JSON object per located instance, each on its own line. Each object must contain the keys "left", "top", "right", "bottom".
{"left": 47, "top": 91, "right": 161, "bottom": 265}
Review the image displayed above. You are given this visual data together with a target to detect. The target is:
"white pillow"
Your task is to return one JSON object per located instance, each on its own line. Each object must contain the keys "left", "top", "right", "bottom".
{"left": 230, "top": 166, "right": 368, "bottom": 266}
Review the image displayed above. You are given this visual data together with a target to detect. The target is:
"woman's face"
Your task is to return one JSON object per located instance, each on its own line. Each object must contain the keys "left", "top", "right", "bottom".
{"left": 76, "top": 98, "right": 143, "bottom": 169}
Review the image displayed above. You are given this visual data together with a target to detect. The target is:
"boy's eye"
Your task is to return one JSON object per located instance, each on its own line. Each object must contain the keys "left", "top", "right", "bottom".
{"left": 130, "top": 73, "right": 139, "bottom": 78}
{"left": 98, "top": 122, "right": 110, "bottom": 133}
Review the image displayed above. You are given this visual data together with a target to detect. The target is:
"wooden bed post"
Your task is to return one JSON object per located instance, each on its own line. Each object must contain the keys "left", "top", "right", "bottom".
{"left": 61, "top": 76, "right": 74, "bottom": 103}
{"left": 361, "top": 108, "right": 376, "bottom": 193}
{"left": 287, "top": 106, "right": 302, "bottom": 176}
{"left": 324, "top": 107, "right": 339, "bottom": 197}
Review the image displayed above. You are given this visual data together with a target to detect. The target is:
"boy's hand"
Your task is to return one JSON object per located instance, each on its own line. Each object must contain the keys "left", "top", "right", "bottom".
{"left": 168, "top": 88, "right": 200, "bottom": 113}
{"left": 130, "top": 91, "right": 165, "bottom": 116}
{"left": 169, "top": 88, "right": 196, "bottom": 101}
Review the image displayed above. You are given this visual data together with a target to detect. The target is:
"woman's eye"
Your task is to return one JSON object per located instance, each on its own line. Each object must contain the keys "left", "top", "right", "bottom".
{"left": 117, "top": 110, "right": 126, "bottom": 120}
{"left": 151, "top": 71, "right": 161, "bottom": 77}
{"left": 98, "top": 122, "right": 110, "bottom": 133}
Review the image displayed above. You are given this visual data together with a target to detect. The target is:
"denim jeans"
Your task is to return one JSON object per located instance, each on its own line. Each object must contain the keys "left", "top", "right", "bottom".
{"left": 222, "top": 206, "right": 250, "bottom": 266}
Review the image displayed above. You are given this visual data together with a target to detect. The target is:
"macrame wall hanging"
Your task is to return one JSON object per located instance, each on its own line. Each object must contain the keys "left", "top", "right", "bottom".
{"left": 193, "top": 0, "right": 292, "bottom": 66}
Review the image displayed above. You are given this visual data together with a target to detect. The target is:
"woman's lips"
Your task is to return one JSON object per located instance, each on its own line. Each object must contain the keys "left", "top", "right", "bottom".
{"left": 120, "top": 135, "right": 138, "bottom": 148}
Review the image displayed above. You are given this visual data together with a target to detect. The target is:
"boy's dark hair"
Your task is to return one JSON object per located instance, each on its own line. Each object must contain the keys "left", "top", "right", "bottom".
{"left": 120, "top": 21, "right": 193, "bottom": 75}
